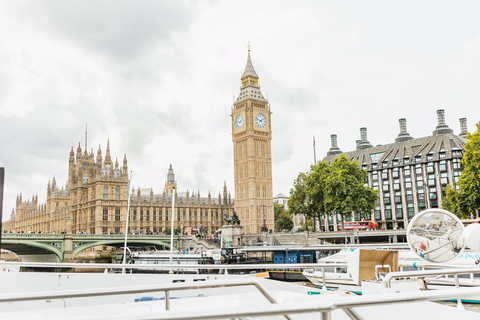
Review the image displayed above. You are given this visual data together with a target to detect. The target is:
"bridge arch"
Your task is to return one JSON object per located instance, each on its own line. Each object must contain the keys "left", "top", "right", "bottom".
{"left": 71, "top": 239, "right": 174, "bottom": 259}
{"left": 1, "top": 239, "right": 64, "bottom": 262}
{"left": 1, "top": 234, "right": 178, "bottom": 262}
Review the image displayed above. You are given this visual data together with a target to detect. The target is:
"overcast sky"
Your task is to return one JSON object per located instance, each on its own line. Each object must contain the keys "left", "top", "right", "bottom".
{"left": 1, "top": 1, "right": 480, "bottom": 221}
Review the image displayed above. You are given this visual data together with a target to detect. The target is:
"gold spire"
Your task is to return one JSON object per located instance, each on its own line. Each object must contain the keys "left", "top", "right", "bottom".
{"left": 241, "top": 45, "right": 259, "bottom": 81}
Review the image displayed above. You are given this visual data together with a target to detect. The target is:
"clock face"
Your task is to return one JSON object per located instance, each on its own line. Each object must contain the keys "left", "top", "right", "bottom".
{"left": 235, "top": 114, "right": 245, "bottom": 130}
{"left": 255, "top": 113, "right": 267, "bottom": 129}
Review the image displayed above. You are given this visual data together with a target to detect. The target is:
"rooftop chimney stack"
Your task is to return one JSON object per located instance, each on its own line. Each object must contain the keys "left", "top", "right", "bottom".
{"left": 357, "top": 127, "right": 373, "bottom": 150}
{"left": 331, "top": 134, "right": 338, "bottom": 148}
{"left": 437, "top": 109, "right": 446, "bottom": 126}
{"left": 399, "top": 118, "right": 407, "bottom": 133}
{"left": 327, "top": 134, "right": 343, "bottom": 156}
{"left": 459, "top": 118, "right": 468, "bottom": 138}
{"left": 395, "top": 118, "right": 413, "bottom": 143}
{"left": 433, "top": 109, "right": 453, "bottom": 135}
{"left": 360, "top": 127, "right": 368, "bottom": 141}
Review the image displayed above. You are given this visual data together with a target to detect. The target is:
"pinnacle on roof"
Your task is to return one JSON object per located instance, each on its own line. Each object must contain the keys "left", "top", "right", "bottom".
{"left": 241, "top": 45, "right": 259, "bottom": 80}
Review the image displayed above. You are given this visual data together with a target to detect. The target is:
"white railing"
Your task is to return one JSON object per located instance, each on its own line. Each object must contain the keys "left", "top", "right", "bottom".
{"left": 0, "top": 261, "right": 341, "bottom": 272}
{"left": 1, "top": 276, "right": 480, "bottom": 320}
{"left": 383, "top": 267, "right": 480, "bottom": 288}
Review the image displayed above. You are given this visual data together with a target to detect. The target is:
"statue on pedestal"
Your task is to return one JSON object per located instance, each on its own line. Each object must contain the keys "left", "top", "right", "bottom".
{"left": 223, "top": 210, "right": 240, "bottom": 226}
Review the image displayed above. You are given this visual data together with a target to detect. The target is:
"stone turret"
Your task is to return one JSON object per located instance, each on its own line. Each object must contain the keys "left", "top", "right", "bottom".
{"left": 123, "top": 154, "right": 128, "bottom": 175}
{"left": 223, "top": 182, "right": 228, "bottom": 205}
{"left": 104, "top": 139, "right": 112, "bottom": 167}
{"left": 76, "top": 143, "right": 82, "bottom": 161}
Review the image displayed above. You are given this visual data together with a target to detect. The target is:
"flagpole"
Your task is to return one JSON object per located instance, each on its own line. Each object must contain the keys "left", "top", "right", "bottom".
{"left": 122, "top": 171, "right": 132, "bottom": 273}
{"left": 169, "top": 187, "right": 176, "bottom": 274}
{"left": 313, "top": 135, "right": 317, "bottom": 232}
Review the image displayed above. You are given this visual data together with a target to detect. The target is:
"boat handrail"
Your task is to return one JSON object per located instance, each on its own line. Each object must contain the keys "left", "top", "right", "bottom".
{"left": 2, "top": 278, "right": 480, "bottom": 320}
{"left": 374, "top": 264, "right": 391, "bottom": 280}
{"left": 0, "top": 261, "right": 330, "bottom": 271}
{"left": 383, "top": 267, "right": 480, "bottom": 288}
{"left": 0, "top": 278, "right": 292, "bottom": 320}
{"left": 132, "top": 287, "right": 480, "bottom": 320}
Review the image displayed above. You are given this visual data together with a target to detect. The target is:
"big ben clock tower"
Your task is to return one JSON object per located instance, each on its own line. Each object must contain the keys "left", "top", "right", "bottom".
{"left": 232, "top": 47, "right": 274, "bottom": 234}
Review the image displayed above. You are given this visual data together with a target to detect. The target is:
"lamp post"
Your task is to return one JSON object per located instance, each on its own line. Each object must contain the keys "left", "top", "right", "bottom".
{"left": 260, "top": 204, "right": 267, "bottom": 232}
{"left": 180, "top": 221, "right": 185, "bottom": 236}
{"left": 65, "top": 217, "right": 73, "bottom": 234}
{"left": 169, "top": 187, "right": 175, "bottom": 273}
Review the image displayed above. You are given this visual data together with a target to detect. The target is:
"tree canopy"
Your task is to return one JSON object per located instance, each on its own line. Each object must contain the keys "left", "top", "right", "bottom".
{"left": 274, "top": 202, "right": 294, "bottom": 231}
{"left": 443, "top": 121, "right": 480, "bottom": 218}
{"left": 288, "top": 154, "right": 378, "bottom": 230}
{"left": 274, "top": 202, "right": 286, "bottom": 221}
{"left": 275, "top": 211, "right": 294, "bottom": 231}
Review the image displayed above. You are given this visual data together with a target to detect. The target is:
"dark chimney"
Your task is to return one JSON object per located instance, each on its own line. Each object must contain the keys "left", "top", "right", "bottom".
{"left": 433, "top": 109, "right": 453, "bottom": 135}
{"left": 327, "top": 134, "right": 343, "bottom": 156}
{"left": 459, "top": 118, "right": 468, "bottom": 138}
{"left": 357, "top": 127, "right": 373, "bottom": 150}
{"left": 395, "top": 118, "right": 413, "bottom": 143}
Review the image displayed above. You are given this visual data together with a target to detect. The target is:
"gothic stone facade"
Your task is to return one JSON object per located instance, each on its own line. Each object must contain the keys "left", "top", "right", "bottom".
{"left": 9, "top": 141, "right": 233, "bottom": 235}
{"left": 232, "top": 49, "right": 274, "bottom": 234}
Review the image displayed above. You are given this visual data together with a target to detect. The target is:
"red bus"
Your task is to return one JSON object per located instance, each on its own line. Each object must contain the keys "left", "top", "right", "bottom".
{"left": 340, "top": 221, "right": 378, "bottom": 230}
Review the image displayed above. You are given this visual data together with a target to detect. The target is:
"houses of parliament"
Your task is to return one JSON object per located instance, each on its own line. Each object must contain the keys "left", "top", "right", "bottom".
{"left": 4, "top": 140, "right": 234, "bottom": 235}
{"left": 3, "top": 49, "right": 275, "bottom": 235}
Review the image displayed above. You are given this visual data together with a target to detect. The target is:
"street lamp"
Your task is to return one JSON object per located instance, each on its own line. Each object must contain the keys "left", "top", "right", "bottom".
{"left": 65, "top": 217, "right": 73, "bottom": 234}
{"left": 260, "top": 205, "right": 267, "bottom": 232}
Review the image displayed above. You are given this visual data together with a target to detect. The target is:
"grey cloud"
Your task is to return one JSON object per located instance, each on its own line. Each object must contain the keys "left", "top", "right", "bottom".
{"left": 19, "top": 1, "right": 194, "bottom": 61}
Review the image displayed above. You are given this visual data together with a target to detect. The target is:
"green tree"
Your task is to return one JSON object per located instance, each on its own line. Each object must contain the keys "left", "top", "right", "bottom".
{"left": 325, "top": 154, "right": 379, "bottom": 230}
{"left": 288, "top": 161, "right": 332, "bottom": 221}
{"left": 275, "top": 211, "right": 294, "bottom": 231}
{"left": 303, "top": 217, "right": 314, "bottom": 232}
{"left": 443, "top": 122, "right": 480, "bottom": 217}
{"left": 442, "top": 186, "right": 470, "bottom": 219}
{"left": 289, "top": 154, "right": 378, "bottom": 230}
{"left": 274, "top": 202, "right": 286, "bottom": 221}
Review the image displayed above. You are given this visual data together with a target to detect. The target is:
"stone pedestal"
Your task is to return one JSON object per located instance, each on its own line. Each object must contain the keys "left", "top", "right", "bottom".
{"left": 222, "top": 225, "right": 243, "bottom": 247}
{"left": 63, "top": 234, "right": 73, "bottom": 261}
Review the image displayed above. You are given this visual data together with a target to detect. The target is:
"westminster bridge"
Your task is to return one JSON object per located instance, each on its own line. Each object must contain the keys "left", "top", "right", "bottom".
{"left": 0, "top": 233, "right": 179, "bottom": 262}
{"left": 1, "top": 229, "right": 408, "bottom": 262}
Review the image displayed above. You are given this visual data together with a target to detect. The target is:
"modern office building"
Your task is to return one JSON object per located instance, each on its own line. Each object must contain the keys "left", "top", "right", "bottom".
{"left": 322, "top": 109, "right": 470, "bottom": 231}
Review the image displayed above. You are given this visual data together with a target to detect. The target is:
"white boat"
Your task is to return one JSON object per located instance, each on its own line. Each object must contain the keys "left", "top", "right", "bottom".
{"left": 303, "top": 209, "right": 480, "bottom": 304}
{"left": 303, "top": 248, "right": 480, "bottom": 292}
{"left": 2, "top": 208, "right": 480, "bottom": 318}
{"left": 1, "top": 263, "right": 480, "bottom": 320}
{"left": 114, "top": 247, "right": 220, "bottom": 274}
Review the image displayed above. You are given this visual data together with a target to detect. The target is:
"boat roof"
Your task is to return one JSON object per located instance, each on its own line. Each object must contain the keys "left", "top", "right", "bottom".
{"left": 242, "top": 243, "right": 410, "bottom": 252}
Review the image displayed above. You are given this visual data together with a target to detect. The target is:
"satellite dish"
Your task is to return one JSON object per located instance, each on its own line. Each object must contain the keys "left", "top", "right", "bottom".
{"left": 407, "top": 209, "right": 465, "bottom": 263}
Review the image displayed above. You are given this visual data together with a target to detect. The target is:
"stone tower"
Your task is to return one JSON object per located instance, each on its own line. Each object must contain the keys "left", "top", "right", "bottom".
{"left": 231, "top": 47, "right": 274, "bottom": 234}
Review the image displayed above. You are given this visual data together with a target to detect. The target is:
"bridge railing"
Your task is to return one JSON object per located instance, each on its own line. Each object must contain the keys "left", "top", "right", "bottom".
{"left": 1, "top": 233, "right": 65, "bottom": 239}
